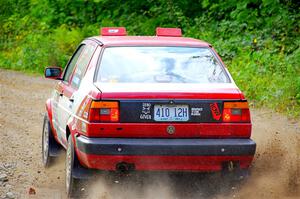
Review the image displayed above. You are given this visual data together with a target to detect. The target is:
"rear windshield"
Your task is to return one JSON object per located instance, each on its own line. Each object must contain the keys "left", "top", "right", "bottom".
{"left": 96, "top": 47, "right": 230, "bottom": 84}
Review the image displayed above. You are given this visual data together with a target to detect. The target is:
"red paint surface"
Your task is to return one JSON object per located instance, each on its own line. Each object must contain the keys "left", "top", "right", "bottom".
{"left": 95, "top": 36, "right": 209, "bottom": 47}
{"left": 94, "top": 83, "right": 242, "bottom": 100}
{"left": 45, "top": 99, "right": 60, "bottom": 143}
{"left": 80, "top": 122, "right": 251, "bottom": 138}
{"left": 76, "top": 150, "right": 254, "bottom": 171}
{"left": 101, "top": 92, "right": 242, "bottom": 100}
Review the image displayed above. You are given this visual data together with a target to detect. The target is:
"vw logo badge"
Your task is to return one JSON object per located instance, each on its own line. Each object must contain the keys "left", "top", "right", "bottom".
{"left": 167, "top": 125, "right": 175, "bottom": 135}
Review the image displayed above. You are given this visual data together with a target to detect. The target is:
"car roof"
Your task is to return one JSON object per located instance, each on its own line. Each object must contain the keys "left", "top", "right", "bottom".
{"left": 91, "top": 36, "right": 210, "bottom": 47}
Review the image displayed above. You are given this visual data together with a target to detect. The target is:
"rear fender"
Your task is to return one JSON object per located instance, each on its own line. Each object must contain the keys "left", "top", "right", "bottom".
{"left": 45, "top": 99, "right": 59, "bottom": 143}
{"left": 67, "top": 116, "right": 77, "bottom": 146}
{"left": 66, "top": 116, "right": 86, "bottom": 167}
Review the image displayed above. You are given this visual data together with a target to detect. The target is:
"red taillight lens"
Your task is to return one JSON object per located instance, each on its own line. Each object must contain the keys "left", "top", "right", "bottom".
{"left": 88, "top": 101, "right": 119, "bottom": 122}
{"left": 88, "top": 108, "right": 101, "bottom": 122}
{"left": 110, "top": 108, "right": 119, "bottom": 122}
{"left": 223, "top": 102, "right": 250, "bottom": 123}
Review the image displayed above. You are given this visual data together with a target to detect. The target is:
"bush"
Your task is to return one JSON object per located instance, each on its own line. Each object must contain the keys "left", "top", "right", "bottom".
{"left": 0, "top": 0, "right": 299, "bottom": 116}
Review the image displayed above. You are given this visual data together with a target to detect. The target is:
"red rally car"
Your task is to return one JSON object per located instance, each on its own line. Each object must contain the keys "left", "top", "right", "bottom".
{"left": 43, "top": 27, "right": 256, "bottom": 196}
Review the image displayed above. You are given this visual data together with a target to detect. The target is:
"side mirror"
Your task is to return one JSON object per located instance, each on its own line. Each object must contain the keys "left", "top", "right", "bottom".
{"left": 44, "top": 67, "right": 62, "bottom": 80}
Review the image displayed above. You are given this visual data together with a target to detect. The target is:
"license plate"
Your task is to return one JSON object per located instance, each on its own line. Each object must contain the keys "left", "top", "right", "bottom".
{"left": 154, "top": 105, "right": 189, "bottom": 121}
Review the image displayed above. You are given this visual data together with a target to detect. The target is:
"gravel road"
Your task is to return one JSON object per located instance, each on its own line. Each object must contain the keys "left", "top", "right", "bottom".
{"left": 0, "top": 69, "right": 299, "bottom": 199}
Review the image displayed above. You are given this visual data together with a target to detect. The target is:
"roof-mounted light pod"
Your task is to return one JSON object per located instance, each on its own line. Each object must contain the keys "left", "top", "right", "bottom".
{"left": 156, "top": 27, "right": 182, "bottom": 37}
{"left": 100, "top": 27, "right": 127, "bottom": 36}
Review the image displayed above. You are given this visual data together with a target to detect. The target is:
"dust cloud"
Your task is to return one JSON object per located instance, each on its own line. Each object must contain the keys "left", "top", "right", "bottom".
{"left": 233, "top": 110, "right": 300, "bottom": 199}
{"left": 86, "top": 172, "right": 176, "bottom": 199}
{"left": 84, "top": 110, "right": 300, "bottom": 199}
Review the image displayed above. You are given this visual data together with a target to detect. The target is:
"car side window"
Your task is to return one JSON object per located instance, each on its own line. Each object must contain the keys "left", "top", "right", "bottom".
{"left": 70, "top": 43, "right": 97, "bottom": 89}
{"left": 63, "top": 45, "right": 85, "bottom": 83}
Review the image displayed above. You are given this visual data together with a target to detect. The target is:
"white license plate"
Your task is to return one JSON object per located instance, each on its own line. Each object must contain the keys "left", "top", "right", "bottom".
{"left": 154, "top": 105, "right": 189, "bottom": 121}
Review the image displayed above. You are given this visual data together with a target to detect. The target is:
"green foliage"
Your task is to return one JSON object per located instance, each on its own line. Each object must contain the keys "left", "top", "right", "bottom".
{"left": 0, "top": 0, "right": 299, "bottom": 116}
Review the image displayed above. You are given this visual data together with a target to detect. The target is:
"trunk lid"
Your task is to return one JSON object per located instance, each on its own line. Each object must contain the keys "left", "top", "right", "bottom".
{"left": 94, "top": 83, "right": 242, "bottom": 123}
{"left": 94, "top": 83, "right": 242, "bottom": 99}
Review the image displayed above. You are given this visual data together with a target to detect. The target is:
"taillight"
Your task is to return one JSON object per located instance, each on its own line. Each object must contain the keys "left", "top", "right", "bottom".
{"left": 223, "top": 102, "right": 250, "bottom": 123}
{"left": 88, "top": 101, "right": 119, "bottom": 122}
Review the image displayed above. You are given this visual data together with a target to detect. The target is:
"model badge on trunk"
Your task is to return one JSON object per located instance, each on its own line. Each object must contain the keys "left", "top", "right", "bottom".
{"left": 167, "top": 125, "right": 175, "bottom": 134}
{"left": 140, "top": 103, "right": 152, "bottom": 120}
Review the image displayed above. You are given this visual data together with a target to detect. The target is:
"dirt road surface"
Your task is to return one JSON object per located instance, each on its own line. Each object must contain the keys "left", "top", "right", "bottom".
{"left": 0, "top": 69, "right": 299, "bottom": 199}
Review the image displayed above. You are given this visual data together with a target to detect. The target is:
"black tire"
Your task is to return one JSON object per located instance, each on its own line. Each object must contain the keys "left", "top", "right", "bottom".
{"left": 42, "top": 114, "right": 52, "bottom": 167}
{"left": 66, "top": 135, "right": 79, "bottom": 198}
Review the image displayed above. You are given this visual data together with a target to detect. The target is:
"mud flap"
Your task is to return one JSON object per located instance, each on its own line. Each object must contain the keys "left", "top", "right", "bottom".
{"left": 72, "top": 164, "right": 97, "bottom": 180}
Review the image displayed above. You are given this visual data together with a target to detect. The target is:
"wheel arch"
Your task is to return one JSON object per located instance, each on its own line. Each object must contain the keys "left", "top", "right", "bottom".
{"left": 45, "top": 98, "right": 59, "bottom": 143}
{"left": 66, "top": 117, "right": 85, "bottom": 168}
{"left": 66, "top": 125, "right": 71, "bottom": 141}
{"left": 66, "top": 116, "right": 77, "bottom": 147}
{"left": 45, "top": 99, "right": 53, "bottom": 123}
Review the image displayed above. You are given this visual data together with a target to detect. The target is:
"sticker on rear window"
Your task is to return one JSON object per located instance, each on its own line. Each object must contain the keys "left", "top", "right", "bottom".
{"left": 210, "top": 103, "right": 221, "bottom": 120}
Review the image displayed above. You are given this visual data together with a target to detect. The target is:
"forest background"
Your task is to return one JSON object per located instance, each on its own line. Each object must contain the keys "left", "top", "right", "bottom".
{"left": 0, "top": 0, "right": 299, "bottom": 116}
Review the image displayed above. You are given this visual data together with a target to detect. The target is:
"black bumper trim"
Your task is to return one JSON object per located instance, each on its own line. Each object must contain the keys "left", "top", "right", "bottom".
{"left": 75, "top": 136, "right": 256, "bottom": 156}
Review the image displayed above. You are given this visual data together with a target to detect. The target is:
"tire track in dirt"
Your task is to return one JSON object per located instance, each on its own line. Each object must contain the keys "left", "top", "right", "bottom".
{"left": 0, "top": 69, "right": 299, "bottom": 199}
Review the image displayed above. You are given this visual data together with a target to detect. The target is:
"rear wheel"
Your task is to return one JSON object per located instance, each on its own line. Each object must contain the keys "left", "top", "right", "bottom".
{"left": 42, "top": 114, "right": 52, "bottom": 167}
{"left": 66, "top": 135, "right": 79, "bottom": 197}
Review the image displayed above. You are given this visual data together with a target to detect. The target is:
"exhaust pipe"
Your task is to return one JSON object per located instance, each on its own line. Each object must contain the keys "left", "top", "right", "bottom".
{"left": 228, "top": 161, "right": 234, "bottom": 172}
{"left": 116, "top": 162, "right": 135, "bottom": 174}
{"left": 221, "top": 161, "right": 249, "bottom": 180}
{"left": 222, "top": 161, "right": 239, "bottom": 172}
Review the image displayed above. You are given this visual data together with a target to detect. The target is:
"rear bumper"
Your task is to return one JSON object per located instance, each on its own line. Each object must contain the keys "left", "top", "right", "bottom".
{"left": 75, "top": 136, "right": 256, "bottom": 171}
